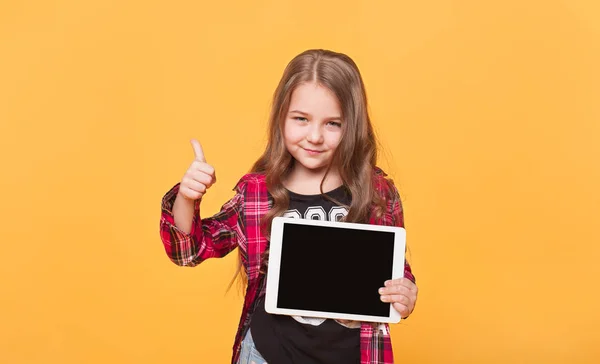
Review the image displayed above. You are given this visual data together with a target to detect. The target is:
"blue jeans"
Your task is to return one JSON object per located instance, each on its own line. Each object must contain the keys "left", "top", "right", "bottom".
{"left": 238, "top": 329, "right": 268, "bottom": 364}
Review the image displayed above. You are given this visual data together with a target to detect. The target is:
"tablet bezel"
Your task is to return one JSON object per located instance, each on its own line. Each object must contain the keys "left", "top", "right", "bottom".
{"left": 265, "top": 216, "right": 406, "bottom": 324}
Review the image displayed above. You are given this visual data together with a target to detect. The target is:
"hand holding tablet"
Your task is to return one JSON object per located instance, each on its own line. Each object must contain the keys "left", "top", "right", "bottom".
{"left": 265, "top": 216, "right": 407, "bottom": 324}
{"left": 379, "top": 277, "right": 418, "bottom": 319}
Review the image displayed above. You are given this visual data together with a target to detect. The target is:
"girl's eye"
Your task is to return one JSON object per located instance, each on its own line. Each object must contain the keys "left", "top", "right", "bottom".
{"left": 327, "top": 121, "right": 342, "bottom": 128}
{"left": 294, "top": 117, "right": 308, "bottom": 122}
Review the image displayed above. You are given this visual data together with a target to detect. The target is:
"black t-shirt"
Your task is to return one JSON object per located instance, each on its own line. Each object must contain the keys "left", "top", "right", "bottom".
{"left": 250, "top": 186, "right": 360, "bottom": 364}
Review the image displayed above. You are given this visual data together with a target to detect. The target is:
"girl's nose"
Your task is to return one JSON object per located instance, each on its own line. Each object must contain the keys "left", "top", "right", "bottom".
{"left": 306, "top": 124, "right": 324, "bottom": 144}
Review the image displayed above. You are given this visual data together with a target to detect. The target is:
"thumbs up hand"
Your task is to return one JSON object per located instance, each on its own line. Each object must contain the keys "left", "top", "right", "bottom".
{"left": 178, "top": 139, "right": 217, "bottom": 201}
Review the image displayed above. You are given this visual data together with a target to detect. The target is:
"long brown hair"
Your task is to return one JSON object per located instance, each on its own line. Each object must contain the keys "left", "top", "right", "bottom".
{"left": 227, "top": 49, "right": 388, "bottom": 291}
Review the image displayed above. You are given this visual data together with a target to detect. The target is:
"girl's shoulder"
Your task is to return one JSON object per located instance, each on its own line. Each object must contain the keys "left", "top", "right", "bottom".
{"left": 372, "top": 166, "right": 400, "bottom": 200}
{"left": 372, "top": 166, "right": 394, "bottom": 188}
{"left": 373, "top": 166, "right": 387, "bottom": 178}
{"left": 233, "top": 172, "right": 267, "bottom": 194}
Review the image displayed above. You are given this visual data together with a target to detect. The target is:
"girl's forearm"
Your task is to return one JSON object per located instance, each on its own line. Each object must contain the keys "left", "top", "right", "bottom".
{"left": 173, "top": 193, "right": 198, "bottom": 234}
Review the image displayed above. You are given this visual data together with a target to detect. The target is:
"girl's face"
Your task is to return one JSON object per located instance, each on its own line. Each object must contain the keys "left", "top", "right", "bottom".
{"left": 283, "top": 82, "right": 343, "bottom": 176}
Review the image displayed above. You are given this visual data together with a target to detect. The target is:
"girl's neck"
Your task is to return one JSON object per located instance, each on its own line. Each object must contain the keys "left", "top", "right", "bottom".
{"left": 283, "top": 165, "right": 343, "bottom": 195}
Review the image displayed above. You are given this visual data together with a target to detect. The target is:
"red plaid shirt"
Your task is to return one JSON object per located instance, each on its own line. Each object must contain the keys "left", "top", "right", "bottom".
{"left": 159, "top": 168, "right": 415, "bottom": 364}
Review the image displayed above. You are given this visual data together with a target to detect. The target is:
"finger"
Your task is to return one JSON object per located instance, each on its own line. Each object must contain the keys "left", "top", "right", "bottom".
{"left": 392, "top": 302, "right": 410, "bottom": 317}
{"left": 384, "top": 277, "right": 411, "bottom": 286}
{"left": 397, "top": 278, "right": 417, "bottom": 291}
{"left": 388, "top": 294, "right": 410, "bottom": 305}
{"left": 182, "top": 178, "right": 207, "bottom": 193}
{"left": 380, "top": 294, "right": 407, "bottom": 303}
{"left": 190, "top": 161, "right": 216, "bottom": 179}
{"left": 189, "top": 170, "right": 214, "bottom": 187}
{"left": 179, "top": 186, "right": 203, "bottom": 200}
{"left": 191, "top": 139, "right": 206, "bottom": 162}
{"left": 384, "top": 279, "right": 399, "bottom": 287}
{"left": 379, "top": 285, "right": 410, "bottom": 296}
{"left": 384, "top": 278, "right": 416, "bottom": 292}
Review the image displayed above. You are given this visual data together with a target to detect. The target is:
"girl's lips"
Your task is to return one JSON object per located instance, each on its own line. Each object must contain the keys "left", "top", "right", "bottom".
{"left": 303, "top": 148, "right": 324, "bottom": 154}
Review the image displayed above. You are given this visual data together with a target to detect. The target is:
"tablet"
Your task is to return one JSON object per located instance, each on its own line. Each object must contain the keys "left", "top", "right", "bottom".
{"left": 265, "top": 216, "right": 406, "bottom": 324}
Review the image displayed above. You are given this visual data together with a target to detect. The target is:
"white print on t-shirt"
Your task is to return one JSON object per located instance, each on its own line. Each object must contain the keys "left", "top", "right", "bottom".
{"left": 283, "top": 205, "right": 360, "bottom": 329}
{"left": 283, "top": 206, "right": 348, "bottom": 222}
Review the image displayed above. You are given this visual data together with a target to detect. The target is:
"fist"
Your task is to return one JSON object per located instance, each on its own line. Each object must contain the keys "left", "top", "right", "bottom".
{"left": 178, "top": 139, "right": 216, "bottom": 201}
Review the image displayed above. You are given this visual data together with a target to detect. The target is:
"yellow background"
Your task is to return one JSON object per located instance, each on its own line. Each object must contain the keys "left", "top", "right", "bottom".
{"left": 1, "top": 0, "right": 599, "bottom": 363}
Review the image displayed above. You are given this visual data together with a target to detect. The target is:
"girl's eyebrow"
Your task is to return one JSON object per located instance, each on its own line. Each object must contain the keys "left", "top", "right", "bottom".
{"left": 289, "top": 110, "right": 309, "bottom": 115}
{"left": 289, "top": 110, "right": 342, "bottom": 120}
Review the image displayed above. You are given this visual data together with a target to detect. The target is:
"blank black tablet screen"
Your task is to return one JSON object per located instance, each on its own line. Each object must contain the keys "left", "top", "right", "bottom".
{"left": 276, "top": 223, "right": 395, "bottom": 316}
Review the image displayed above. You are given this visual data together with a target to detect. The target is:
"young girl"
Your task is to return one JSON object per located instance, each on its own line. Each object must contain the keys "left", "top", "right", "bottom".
{"left": 160, "top": 49, "right": 418, "bottom": 364}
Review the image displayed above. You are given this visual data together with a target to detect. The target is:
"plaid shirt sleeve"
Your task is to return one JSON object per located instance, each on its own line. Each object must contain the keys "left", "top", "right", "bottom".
{"left": 159, "top": 183, "right": 245, "bottom": 267}
{"left": 388, "top": 180, "right": 415, "bottom": 284}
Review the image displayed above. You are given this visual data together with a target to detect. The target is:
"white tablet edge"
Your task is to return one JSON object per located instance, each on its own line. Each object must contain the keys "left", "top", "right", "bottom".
{"left": 265, "top": 216, "right": 406, "bottom": 324}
